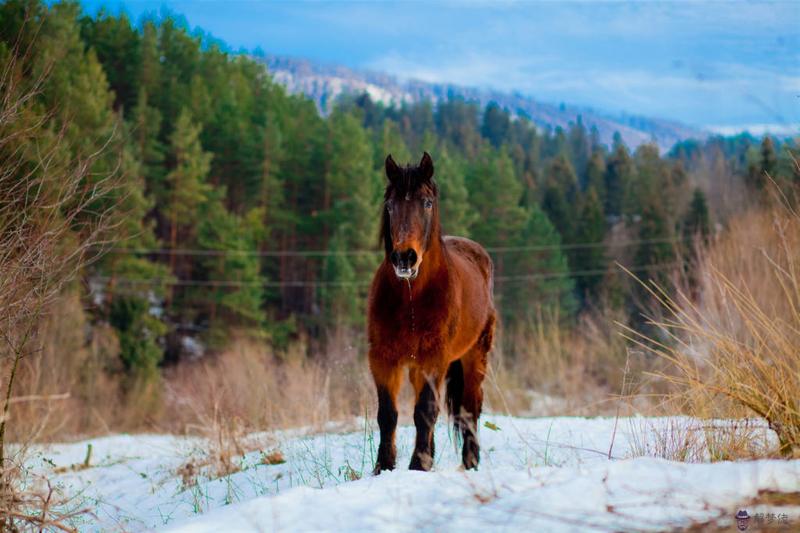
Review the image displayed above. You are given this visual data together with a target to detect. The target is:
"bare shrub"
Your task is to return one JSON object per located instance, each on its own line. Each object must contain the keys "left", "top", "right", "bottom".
{"left": 0, "top": 25, "right": 121, "bottom": 529}
{"left": 3, "top": 292, "right": 89, "bottom": 443}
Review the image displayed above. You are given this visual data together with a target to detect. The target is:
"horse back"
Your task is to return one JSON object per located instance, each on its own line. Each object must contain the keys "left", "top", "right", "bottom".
{"left": 443, "top": 236, "right": 493, "bottom": 285}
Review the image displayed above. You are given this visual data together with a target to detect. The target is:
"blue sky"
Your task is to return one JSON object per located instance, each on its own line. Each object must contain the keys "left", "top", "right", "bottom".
{"left": 81, "top": 1, "right": 799, "bottom": 132}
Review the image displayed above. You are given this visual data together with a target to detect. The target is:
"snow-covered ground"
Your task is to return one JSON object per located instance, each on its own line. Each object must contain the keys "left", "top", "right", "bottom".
{"left": 27, "top": 416, "right": 800, "bottom": 532}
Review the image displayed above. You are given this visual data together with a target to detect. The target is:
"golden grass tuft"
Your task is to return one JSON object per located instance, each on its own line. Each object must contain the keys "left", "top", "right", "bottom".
{"left": 624, "top": 206, "right": 800, "bottom": 458}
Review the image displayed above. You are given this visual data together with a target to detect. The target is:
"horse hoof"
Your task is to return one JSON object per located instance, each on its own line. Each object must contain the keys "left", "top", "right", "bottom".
{"left": 463, "top": 440, "right": 480, "bottom": 470}
{"left": 373, "top": 462, "right": 395, "bottom": 475}
{"left": 408, "top": 455, "right": 432, "bottom": 471}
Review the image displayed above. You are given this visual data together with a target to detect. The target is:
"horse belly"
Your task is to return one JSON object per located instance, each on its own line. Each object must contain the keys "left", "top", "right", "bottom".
{"left": 445, "top": 257, "right": 492, "bottom": 360}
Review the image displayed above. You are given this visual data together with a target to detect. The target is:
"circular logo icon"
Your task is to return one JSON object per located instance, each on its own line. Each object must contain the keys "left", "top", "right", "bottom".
{"left": 735, "top": 509, "right": 751, "bottom": 531}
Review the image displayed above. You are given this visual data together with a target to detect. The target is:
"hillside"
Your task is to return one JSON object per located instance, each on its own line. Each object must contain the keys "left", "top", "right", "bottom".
{"left": 261, "top": 55, "right": 706, "bottom": 151}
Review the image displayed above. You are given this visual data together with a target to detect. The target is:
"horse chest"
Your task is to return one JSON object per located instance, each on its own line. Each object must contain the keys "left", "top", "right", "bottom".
{"left": 373, "top": 294, "right": 453, "bottom": 362}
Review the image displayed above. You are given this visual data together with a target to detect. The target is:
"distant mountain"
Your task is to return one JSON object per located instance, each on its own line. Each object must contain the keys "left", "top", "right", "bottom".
{"left": 259, "top": 55, "right": 706, "bottom": 151}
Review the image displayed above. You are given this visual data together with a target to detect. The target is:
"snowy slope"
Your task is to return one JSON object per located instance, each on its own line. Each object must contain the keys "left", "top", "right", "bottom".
{"left": 28, "top": 416, "right": 800, "bottom": 532}
{"left": 261, "top": 55, "right": 706, "bottom": 152}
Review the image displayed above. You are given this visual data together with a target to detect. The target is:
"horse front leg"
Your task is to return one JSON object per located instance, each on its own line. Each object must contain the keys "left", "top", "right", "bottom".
{"left": 370, "top": 356, "right": 403, "bottom": 474}
{"left": 409, "top": 367, "right": 443, "bottom": 471}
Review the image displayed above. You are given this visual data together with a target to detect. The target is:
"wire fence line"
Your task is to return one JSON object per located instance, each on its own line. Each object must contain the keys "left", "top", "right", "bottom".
{"left": 91, "top": 262, "right": 682, "bottom": 289}
{"left": 97, "top": 236, "right": 690, "bottom": 258}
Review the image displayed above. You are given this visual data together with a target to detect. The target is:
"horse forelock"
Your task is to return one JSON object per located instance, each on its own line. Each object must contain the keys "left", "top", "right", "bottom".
{"left": 384, "top": 165, "right": 437, "bottom": 200}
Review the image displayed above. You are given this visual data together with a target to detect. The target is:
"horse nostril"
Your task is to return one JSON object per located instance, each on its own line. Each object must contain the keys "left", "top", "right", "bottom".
{"left": 390, "top": 250, "right": 400, "bottom": 266}
{"left": 407, "top": 249, "right": 417, "bottom": 266}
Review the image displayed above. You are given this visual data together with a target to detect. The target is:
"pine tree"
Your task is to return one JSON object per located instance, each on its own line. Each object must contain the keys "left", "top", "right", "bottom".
{"left": 79, "top": 10, "right": 142, "bottom": 114}
{"left": 568, "top": 116, "right": 591, "bottom": 180}
{"left": 137, "top": 20, "right": 162, "bottom": 97}
{"left": 322, "top": 109, "right": 381, "bottom": 329}
{"left": 541, "top": 154, "right": 579, "bottom": 246}
{"left": 761, "top": 136, "right": 778, "bottom": 179}
{"left": 435, "top": 98, "right": 482, "bottom": 158}
{"left": 502, "top": 205, "right": 576, "bottom": 325}
{"left": 466, "top": 147, "right": 528, "bottom": 327}
{"left": 194, "top": 196, "right": 266, "bottom": 346}
{"left": 432, "top": 142, "right": 474, "bottom": 237}
{"left": 376, "top": 119, "right": 411, "bottom": 169}
{"left": 466, "top": 147, "right": 528, "bottom": 251}
{"left": 573, "top": 187, "right": 607, "bottom": 301}
{"left": 633, "top": 196, "right": 676, "bottom": 318}
{"left": 259, "top": 111, "right": 285, "bottom": 239}
{"left": 683, "top": 187, "right": 711, "bottom": 242}
{"left": 481, "top": 102, "right": 510, "bottom": 148}
{"left": 163, "top": 108, "right": 212, "bottom": 272}
{"left": 322, "top": 226, "right": 359, "bottom": 328}
{"left": 746, "top": 137, "right": 779, "bottom": 193}
{"left": 131, "top": 88, "right": 165, "bottom": 192}
{"left": 273, "top": 97, "right": 327, "bottom": 319}
{"left": 604, "top": 134, "right": 634, "bottom": 218}
{"left": 404, "top": 101, "right": 435, "bottom": 152}
{"left": 585, "top": 149, "right": 607, "bottom": 203}
{"left": 109, "top": 280, "right": 168, "bottom": 376}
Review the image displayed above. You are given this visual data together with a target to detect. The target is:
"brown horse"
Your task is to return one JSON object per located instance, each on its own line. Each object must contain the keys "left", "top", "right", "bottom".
{"left": 368, "top": 152, "right": 496, "bottom": 472}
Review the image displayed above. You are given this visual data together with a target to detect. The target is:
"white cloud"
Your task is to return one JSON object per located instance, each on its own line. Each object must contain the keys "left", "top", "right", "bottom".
{"left": 366, "top": 44, "right": 800, "bottom": 127}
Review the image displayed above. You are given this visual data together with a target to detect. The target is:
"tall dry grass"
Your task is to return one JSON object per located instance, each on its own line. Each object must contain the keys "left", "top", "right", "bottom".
{"left": 487, "top": 308, "right": 630, "bottom": 417}
{"left": 163, "top": 332, "right": 374, "bottom": 433}
{"left": 11, "top": 304, "right": 633, "bottom": 446}
{"left": 626, "top": 205, "right": 800, "bottom": 458}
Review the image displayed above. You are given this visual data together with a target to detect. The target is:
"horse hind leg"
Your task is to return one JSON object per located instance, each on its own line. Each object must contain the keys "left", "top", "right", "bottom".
{"left": 453, "top": 313, "right": 494, "bottom": 470}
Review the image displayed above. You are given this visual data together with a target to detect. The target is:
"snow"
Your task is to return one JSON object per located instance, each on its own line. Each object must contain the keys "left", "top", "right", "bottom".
{"left": 27, "top": 416, "right": 800, "bottom": 532}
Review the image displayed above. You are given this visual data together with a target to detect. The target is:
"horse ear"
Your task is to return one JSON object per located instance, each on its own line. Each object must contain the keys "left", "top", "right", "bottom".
{"left": 385, "top": 154, "right": 401, "bottom": 183}
{"left": 419, "top": 152, "right": 434, "bottom": 182}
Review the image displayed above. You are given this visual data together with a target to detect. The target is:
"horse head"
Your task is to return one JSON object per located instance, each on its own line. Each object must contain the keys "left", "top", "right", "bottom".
{"left": 381, "top": 152, "right": 440, "bottom": 280}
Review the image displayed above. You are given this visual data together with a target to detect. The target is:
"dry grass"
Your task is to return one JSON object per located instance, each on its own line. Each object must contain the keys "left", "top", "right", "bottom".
{"left": 627, "top": 417, "right": 775, "bottom": 462}
{"left": 163, "top": 333, "right": 373, "bottom": 435}
{"left": 162, "top": 332, "right": 373, "bottom": 485}
{"left": 3, "top": 290, "right": 170, "bottom": 443}
{"left": 487, "top": 307, "right": 630, "bottom": 417}
{"left": 625, "top": 204, "right": 800, "bottom": 458}
{"left": 7, "top": 302, "right": 637, "bottom": 447}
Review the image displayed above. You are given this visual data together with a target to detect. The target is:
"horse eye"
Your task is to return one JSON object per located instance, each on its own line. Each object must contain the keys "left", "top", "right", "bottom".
{"left": 424, "top": 199, "right": 433, "bottom": 209}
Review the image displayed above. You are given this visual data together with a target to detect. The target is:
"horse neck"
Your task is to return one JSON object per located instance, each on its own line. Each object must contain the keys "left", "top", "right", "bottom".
{"left": 407, "top": 224, "right": 447, "bottom": 295}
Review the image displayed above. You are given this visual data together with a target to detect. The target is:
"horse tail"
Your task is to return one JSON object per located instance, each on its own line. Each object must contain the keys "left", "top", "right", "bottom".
{"left": 446, "top": 358, "right": 465, "bottom": 443}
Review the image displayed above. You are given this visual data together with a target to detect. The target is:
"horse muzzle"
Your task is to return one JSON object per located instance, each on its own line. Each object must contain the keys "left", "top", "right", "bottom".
{"left": 390, "top": 248, "right": 420, "bottom": 280}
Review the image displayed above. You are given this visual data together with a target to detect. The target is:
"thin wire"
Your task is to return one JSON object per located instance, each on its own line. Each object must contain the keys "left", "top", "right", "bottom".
{"left": 98, "top": 236, "right": 688, "bottom": 258}
{"left": 495, "top": 263, "right": 679, "bottom": 283}
{"left": 91, "top": 262, "right": 682, "bottom": 289}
